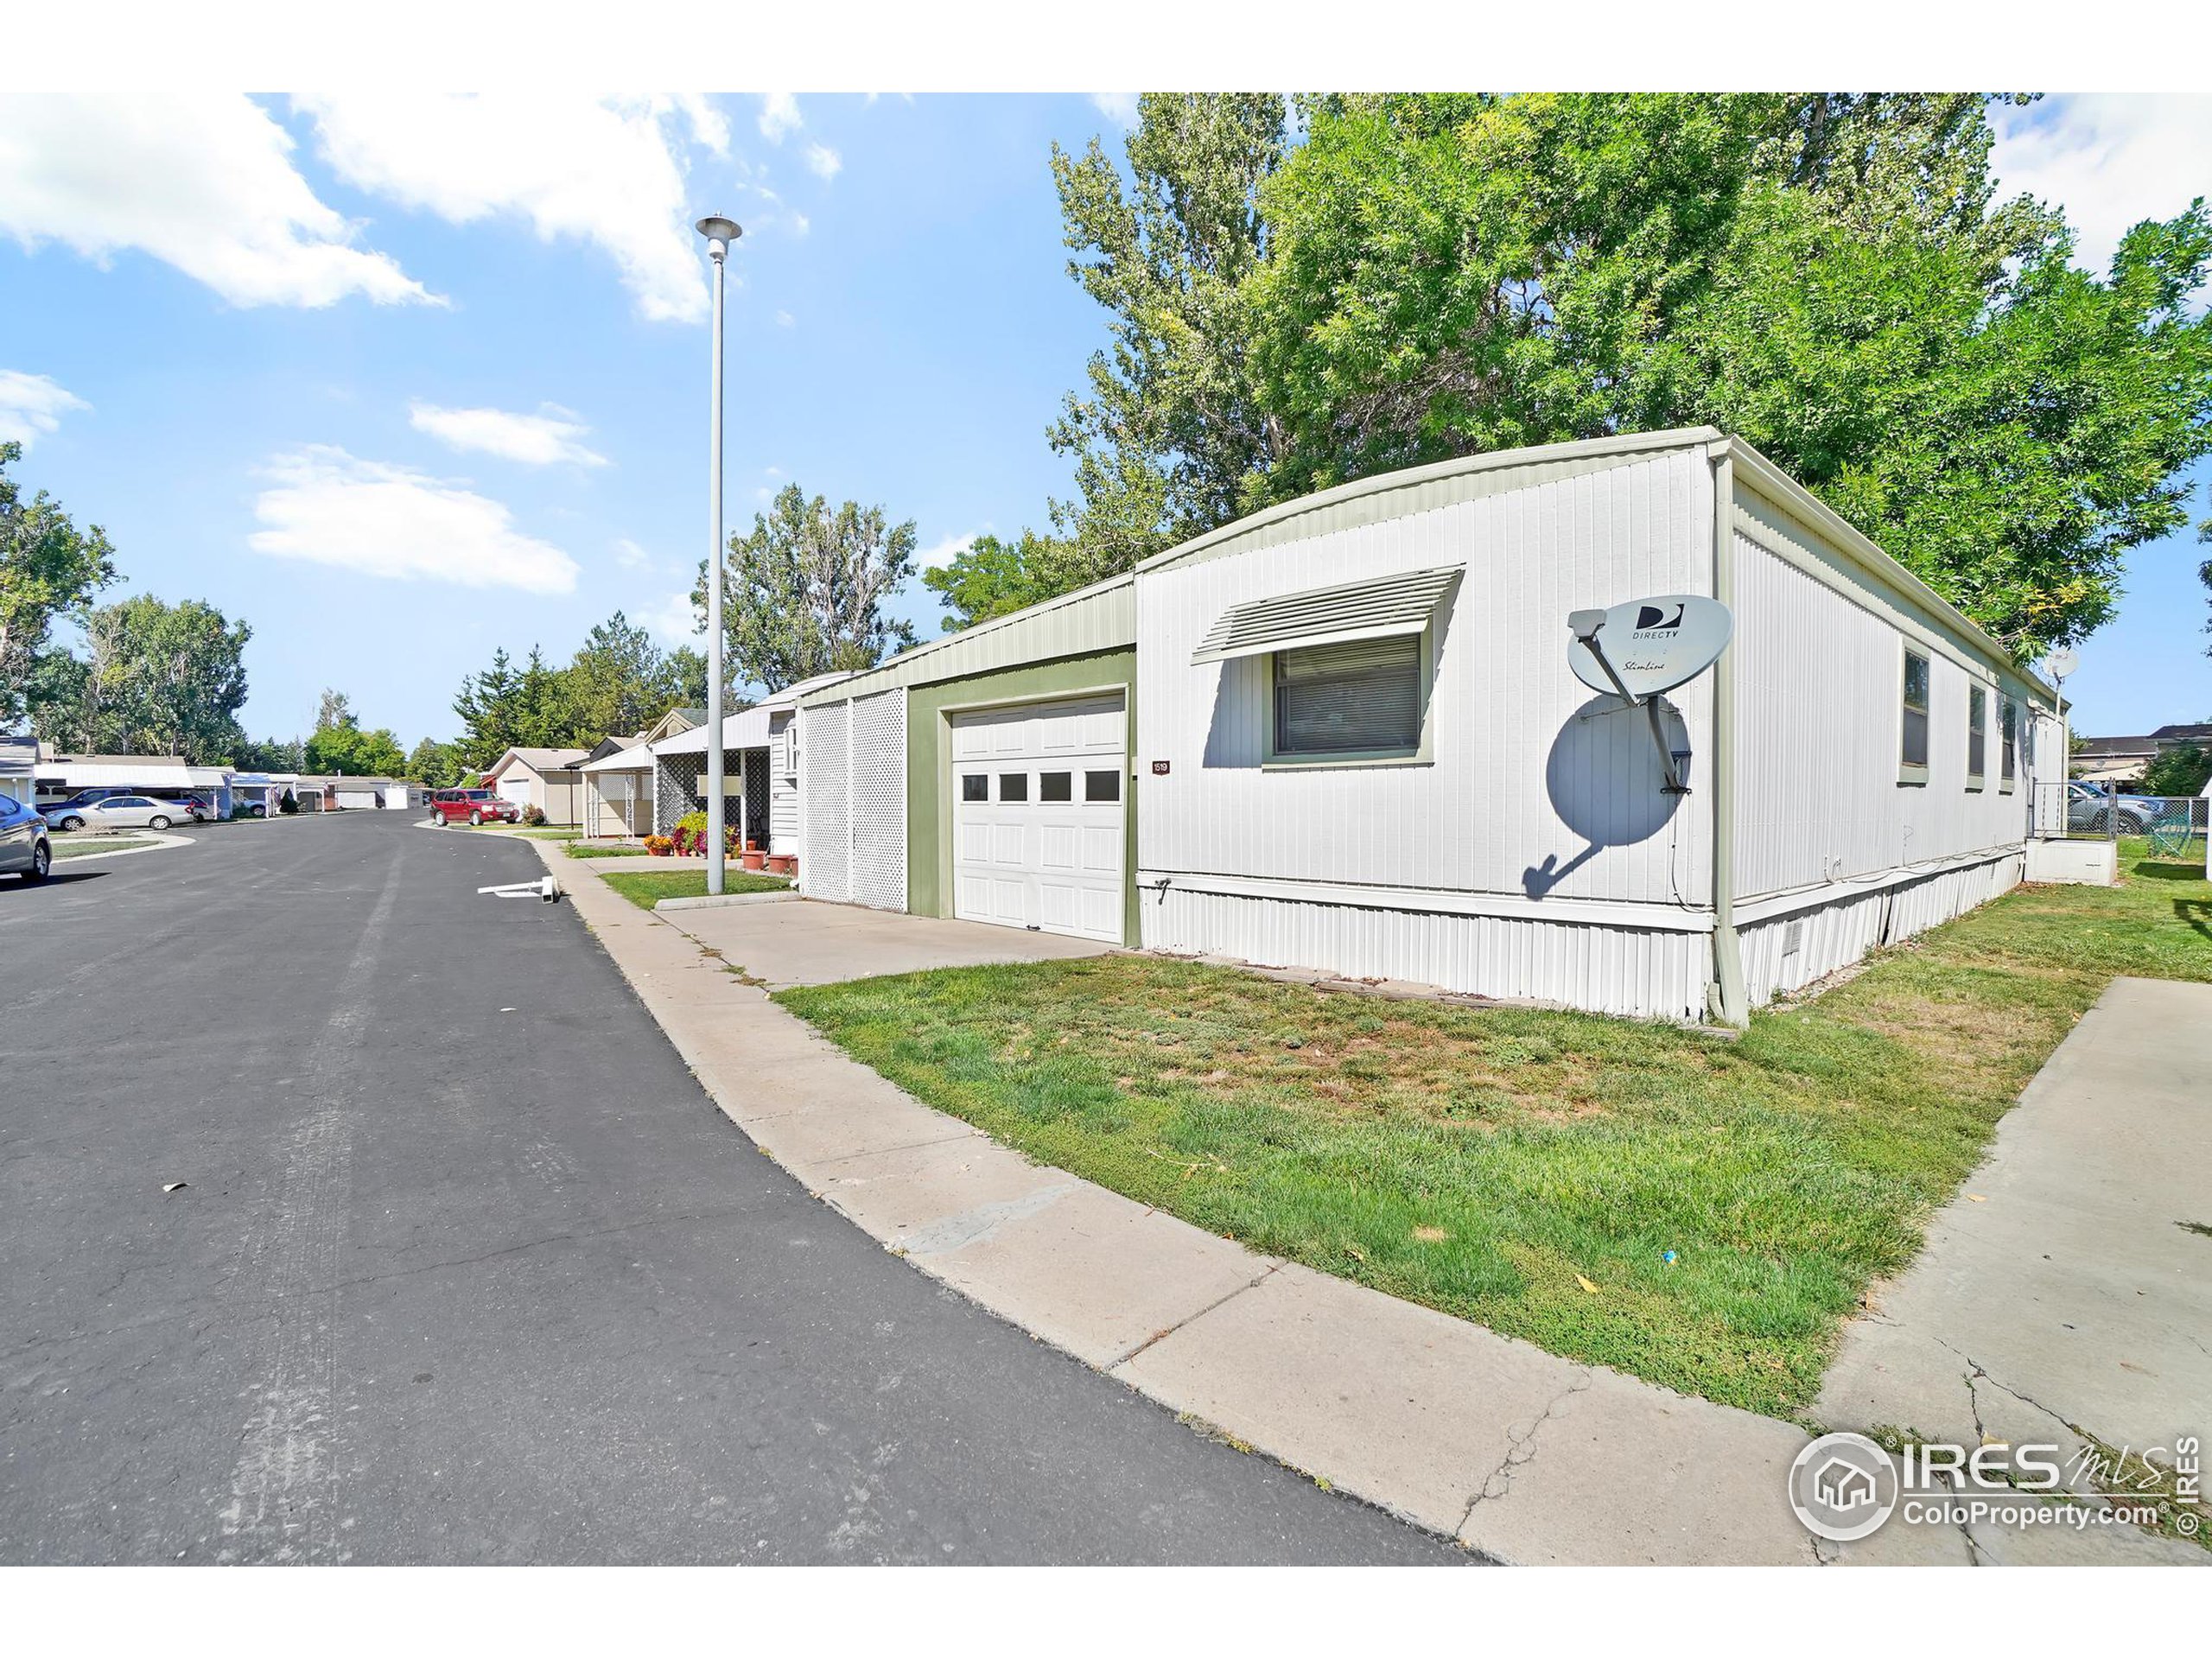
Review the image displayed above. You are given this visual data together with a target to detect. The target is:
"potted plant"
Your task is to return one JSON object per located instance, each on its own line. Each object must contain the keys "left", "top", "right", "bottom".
{"left": 764, "top": 853, "right": 796, "bottom": 877}
{"left": 741, "top": 839, "right": 766, "bottom": 871}
{"left": 644, "top": 834, "right": 674, "bottom": 857}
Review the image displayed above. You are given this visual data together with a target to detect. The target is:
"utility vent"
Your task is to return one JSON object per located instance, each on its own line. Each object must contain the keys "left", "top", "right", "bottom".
{"left": 1781, "top": 919, "right": 1805, "bottom": 959}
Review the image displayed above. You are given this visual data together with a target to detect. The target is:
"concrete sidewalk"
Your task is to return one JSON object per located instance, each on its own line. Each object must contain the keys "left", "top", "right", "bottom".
{"left": 663, "top": 895, "right": 1114, "bottom": 990}
{"left": 526, "top": 845, "right": 2202, "bottom": 1564}
{"left": 1815, "top": 977, "right": 2212, "bottom": 1564}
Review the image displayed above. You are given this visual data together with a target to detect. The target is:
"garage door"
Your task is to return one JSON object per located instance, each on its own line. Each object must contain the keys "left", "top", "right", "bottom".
{"left": 951, "top": 695, "right": 1125, "bottom": 943}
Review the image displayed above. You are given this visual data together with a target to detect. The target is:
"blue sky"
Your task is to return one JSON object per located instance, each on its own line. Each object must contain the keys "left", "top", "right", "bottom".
{"left": 2, "top": 92, "right": 2207, "bottom": 747}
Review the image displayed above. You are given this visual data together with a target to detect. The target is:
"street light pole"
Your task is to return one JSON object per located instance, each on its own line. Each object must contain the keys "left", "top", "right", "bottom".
{"left": 696, "top": 214, "right": 742, "bottom": 896}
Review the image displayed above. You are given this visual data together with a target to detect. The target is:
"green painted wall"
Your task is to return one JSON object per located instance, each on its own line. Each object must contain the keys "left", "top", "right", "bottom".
{"left": 904, "top": 648, "right": 1139, "bottom": 944}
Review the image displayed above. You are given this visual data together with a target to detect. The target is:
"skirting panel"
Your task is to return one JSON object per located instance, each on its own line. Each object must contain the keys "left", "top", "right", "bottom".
{"left": 803, "top": 702, "right": 851, "bottom": 902}
{"left": 1739, "top": 850, "right": 2024, "bottom": 1004}
{"left": 1141, "top": 884, "right": 1711, "bottom": 1020}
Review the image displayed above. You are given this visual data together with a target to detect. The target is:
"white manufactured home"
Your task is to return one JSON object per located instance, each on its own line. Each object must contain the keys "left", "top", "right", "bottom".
{"left": 801, "top": 429, "right": 2058, "bottom": 1024}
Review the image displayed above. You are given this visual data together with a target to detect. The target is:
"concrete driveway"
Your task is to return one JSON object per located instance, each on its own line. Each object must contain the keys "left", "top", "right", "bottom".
{"left": 1816, "top": 976, "right": 2212, "bottom": 1497}
{"left": 659, "top": 896, "right": 1115, "bottom": 990}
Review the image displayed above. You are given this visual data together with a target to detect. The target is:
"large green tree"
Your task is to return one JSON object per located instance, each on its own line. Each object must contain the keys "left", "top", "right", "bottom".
{"left": 35, "top": 594, "right": 251, "bottom": 762}
{"left": 699, "top": 484, "right": 918, "bottom": 690}
{"left": 304, "top": 715, "right": 407, "bottom": 778}
{"left": 1243, "top": 92, "right": 2212, "bottom": 652}
{"left": 1, "top": 439, "right": 118, "bottom": 723}
{"left": 405, "top": 736, "right": 463, "bottom": 789}
{"left": 566, "top": 610, "right": 701, "bottom": 737}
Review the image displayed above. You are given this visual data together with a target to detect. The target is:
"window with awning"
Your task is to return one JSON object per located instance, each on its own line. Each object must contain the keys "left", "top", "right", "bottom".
{"left": 1189, "top": 565, "right": 1462, "bottom": 664}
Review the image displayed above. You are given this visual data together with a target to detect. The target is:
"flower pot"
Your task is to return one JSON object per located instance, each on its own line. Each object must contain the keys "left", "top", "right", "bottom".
{"left": 741, "top": 849, "right": 766, "bottom": 871}
{"left": 765, "top": 854, "right": 796, "bottom": 877}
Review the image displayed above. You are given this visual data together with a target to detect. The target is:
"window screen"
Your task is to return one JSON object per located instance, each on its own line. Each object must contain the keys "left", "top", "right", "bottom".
{"left": 1901, "top": 651, "right": 1930, "bottom": 771}
{"left": 1039, "top": 772, "right": 1072, "bottom": 802}
{"left": 1084, "top": 769, "right": 1120, "bottom": 803}
{"left": 998, "top": 772, "right": 1028, "bottom": 803}
{"left": 960, "top": 774, "right": 986, "bottom": 803}
{"left": 1967, "top": 686, "right": 1987, "bottom": 781}
{"left": 1274, "top": 635, "right": 1421, "bottom": 757}
{"left": 2001, "top": 701, "right": 2018, "bottom": 784}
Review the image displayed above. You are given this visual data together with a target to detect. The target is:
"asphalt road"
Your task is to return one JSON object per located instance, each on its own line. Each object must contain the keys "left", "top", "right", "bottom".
{"left": 0, "top": 814, "right": 1459, "bottom": 1564}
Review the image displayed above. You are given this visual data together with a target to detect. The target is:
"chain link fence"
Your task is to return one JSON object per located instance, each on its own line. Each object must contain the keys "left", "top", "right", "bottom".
{"left": 2034, "top": 780, "right": 2209, "bottom": 854}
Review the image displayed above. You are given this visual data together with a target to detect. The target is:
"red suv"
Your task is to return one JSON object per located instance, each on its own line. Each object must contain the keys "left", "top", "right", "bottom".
{"left": 429, "top": 788, "right": 521, "bottom": 827}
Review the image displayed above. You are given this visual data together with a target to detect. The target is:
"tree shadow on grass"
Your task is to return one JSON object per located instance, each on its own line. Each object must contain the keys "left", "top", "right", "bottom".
{"left": 2130, "top": 858, "right": 2209, "bottom": 882}
{"left": 2173, "top": 899, "right": 2211, "bottom": 943}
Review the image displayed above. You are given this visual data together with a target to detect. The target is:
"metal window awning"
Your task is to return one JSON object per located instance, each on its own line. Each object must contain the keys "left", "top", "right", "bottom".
{"left": 1190, "top": 565, "right": 1462, "bottom": 665}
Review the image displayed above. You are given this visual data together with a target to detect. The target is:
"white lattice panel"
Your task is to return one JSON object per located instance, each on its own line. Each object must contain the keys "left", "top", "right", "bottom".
{"left": 849, "top": 689, "right": 908, "bottom": 912}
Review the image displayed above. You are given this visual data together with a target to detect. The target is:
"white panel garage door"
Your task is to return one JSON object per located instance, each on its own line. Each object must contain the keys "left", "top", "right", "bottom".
{"left": 951, "top": 695, "right": 1125, "bottom": 943}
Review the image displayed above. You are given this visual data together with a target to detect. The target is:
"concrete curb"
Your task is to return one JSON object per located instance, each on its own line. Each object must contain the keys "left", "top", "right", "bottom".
{"left": 48, "top": 830, "right": 195, "bottom": 864}
{"left": 655, "top": 890, "right": 798, "bottom": 912}
{"left": 517, "top": 836, "right": 1980, "bottom": 1566}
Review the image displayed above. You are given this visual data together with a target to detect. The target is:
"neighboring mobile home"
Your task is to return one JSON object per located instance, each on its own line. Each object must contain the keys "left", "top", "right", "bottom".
{"left": 651, "top": 673, "right": 855, "bottom": 855}
{"left": 802, "top": 429, "right": 2059, "bottom": 1025}
{"left": 480, "top": 747, "right": 590, "bottom": 824}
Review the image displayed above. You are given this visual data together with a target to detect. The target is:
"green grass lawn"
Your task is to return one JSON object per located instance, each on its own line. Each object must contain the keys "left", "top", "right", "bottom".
{"left": 563, "top": 840, "right": 657, "bottom": 858}
{"left": 779, "top": 840, "right": 2210, "bottom": 1419}
{"left": 52, "top": 836, "right": 156, "bottom": 860}
{"left": 512, "top": 827, "right": 582, "bottom": 840}
{"left": 601, "top": 869, "right": 790, "bottom": 909}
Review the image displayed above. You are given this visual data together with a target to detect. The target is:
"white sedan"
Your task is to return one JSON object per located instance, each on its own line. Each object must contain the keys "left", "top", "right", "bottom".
{"left": 41, "top": 795, "right": 186, "bottom": 832}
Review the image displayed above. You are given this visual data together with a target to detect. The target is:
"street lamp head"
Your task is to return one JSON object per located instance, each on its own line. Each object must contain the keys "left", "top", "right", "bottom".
{"left": 695, "top": 215, "right": 743, "bottom": 259}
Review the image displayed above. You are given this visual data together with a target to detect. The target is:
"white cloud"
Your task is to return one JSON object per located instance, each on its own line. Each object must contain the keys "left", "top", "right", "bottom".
{"left": 0, "top": 92, "right": 435, "bottom": 309}
{"left": 1090, "top": 94, "right": 1140, "bottom": 128}
{"left": 409, "top": 400, "right": 607, "bottom": 467}
{"left": 0, "top": 370, "right": 89, "bottom": 450}
{"left": 804, "top": 143, "right": 842, "bottom": 181}
{"left": 919, "top": 532, "right": 976, "bottom": 570}
{"left": 774, "top": 309, "right": 796, "bottom": 328}
{"left": 758, "top": 94, "right": 803, "bottom": 144}
{"left": 639, "top": 591, "right": 701, "bottom": 645}
{"left": 1991, "top": 95, "right": 2212, "bottom": 278}
{"left": 249, "top": 446, "right": 580, "bottom": 594}
{"left": 298, "top": 93, "right": 721, "bottom": 323}
{"left": 613, "top": 537, "right": 651, "bottom": 569}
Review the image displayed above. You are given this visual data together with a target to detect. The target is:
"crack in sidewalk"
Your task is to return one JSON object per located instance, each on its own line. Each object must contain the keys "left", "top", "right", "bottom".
{"left": 1455, "top": 1369, "right": 1594, "bottom": 1536}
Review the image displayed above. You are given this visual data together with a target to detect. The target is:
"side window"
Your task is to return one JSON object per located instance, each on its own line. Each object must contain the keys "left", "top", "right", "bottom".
{"left": 1966, "top": 686, "right": 1986, "bottom": 787}
{"left": 1900, "top": 649, "right": 1930, "bottom": 780}
{"left": 1084, "top": 769, "right": 1121, "bottom": 804}
{"left": 2000, "top": 700, "right": 2018, "bottom": 791}
{"left": 998, "top": 773, "right": 1028, "bottom": 804}
{"left": 960, "top": 774, "right": 987, "bottom": 804}
{"left": 1272, "top": 635, "right": 1423, "bottom": 760}
{"left": 1039, "top": 772, "right": 1073, "bottom": 803}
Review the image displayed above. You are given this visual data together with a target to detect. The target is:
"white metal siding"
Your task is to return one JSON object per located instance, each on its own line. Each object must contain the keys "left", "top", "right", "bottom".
{"left": 768, "top": 710, "right": 801, "bottom": 856}
{"left": 1731, "top": 529, "right": 2043, "bottom": 901}
{"left": 1138, "top": 451, "right": 1714, "bottom": 909}
{"left": 1144, "top": 886, "right": 1710, "bottom": 1020}
{"left": 1738, "top": 850, "right": 2023, "bottom": 1004}
{"left": 803, "top": 702, "right": 851, "bottom": 902}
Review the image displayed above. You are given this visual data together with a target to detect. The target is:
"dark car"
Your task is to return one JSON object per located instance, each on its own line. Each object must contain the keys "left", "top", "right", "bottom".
{"left": 429, "top": 787, "right": 521, "bottom": 827}
{"left": 1, "top": 794, "right": 54, "bottom": 880}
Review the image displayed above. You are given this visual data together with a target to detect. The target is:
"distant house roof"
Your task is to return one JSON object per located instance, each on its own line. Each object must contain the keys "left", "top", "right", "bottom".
{"left": 0, "top": 735, "right": 35, "bottom": 779}
{"left": 2074, "top": 735, "right": 2159, "bottom": 757}
{"left": 482, "top": 747, "right": 590, "bottom": 779}
{"left": 42, "top": 752, "right": 189, "bottom": 769}
{"left": 2150, "top": 722, "right": 2212, "bottom": 745}
{"left": 639, "top": 706, "right": 708, "bottom": 745}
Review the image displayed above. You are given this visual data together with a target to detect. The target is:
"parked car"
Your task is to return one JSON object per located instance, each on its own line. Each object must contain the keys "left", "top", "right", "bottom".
{"left": 36, "top": 787, "right": 132, "bottom": 818}
{"left": 41, "top": 794, "right": 185, "bottom": 831}
{"left": 429, "top": 787, "right": 521, "bottom": 827}
{"left": 149, "top": 792, "right": 215, "bottom": 821}
{"left": 0, "top": 795, "right": 54, "bottom": 880}
{"left": 2066, "top": 781, "right": 2155, "bottom": 834}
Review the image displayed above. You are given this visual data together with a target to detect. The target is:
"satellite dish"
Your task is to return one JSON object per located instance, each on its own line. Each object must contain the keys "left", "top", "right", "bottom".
{"left": 1567, "top": 594, "right": 1733, "bottom": 700}
{"left": 2045, "top": 646, "right": 2079, "bottom": 680}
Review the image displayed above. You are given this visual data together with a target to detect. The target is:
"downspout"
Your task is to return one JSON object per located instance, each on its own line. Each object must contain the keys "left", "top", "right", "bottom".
{"left": 1709, "top": 443, "right": 1750, "bottom": 1028}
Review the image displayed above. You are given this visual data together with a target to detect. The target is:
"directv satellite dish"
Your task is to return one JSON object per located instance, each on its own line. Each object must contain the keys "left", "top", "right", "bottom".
{"left": 1565, "top": 595, "right": 1732, "bottom": 794}
{"left": 1567, "top": 594, "right": 1733, "bottom": 700}
{"left": 2045, "top": 646, "right": 2078, "bottom": 681}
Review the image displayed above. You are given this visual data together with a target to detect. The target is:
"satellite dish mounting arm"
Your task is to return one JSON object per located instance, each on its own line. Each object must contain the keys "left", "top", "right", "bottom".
{"left": 1567, "top": 609, "right": 1688, "bottom": 794}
